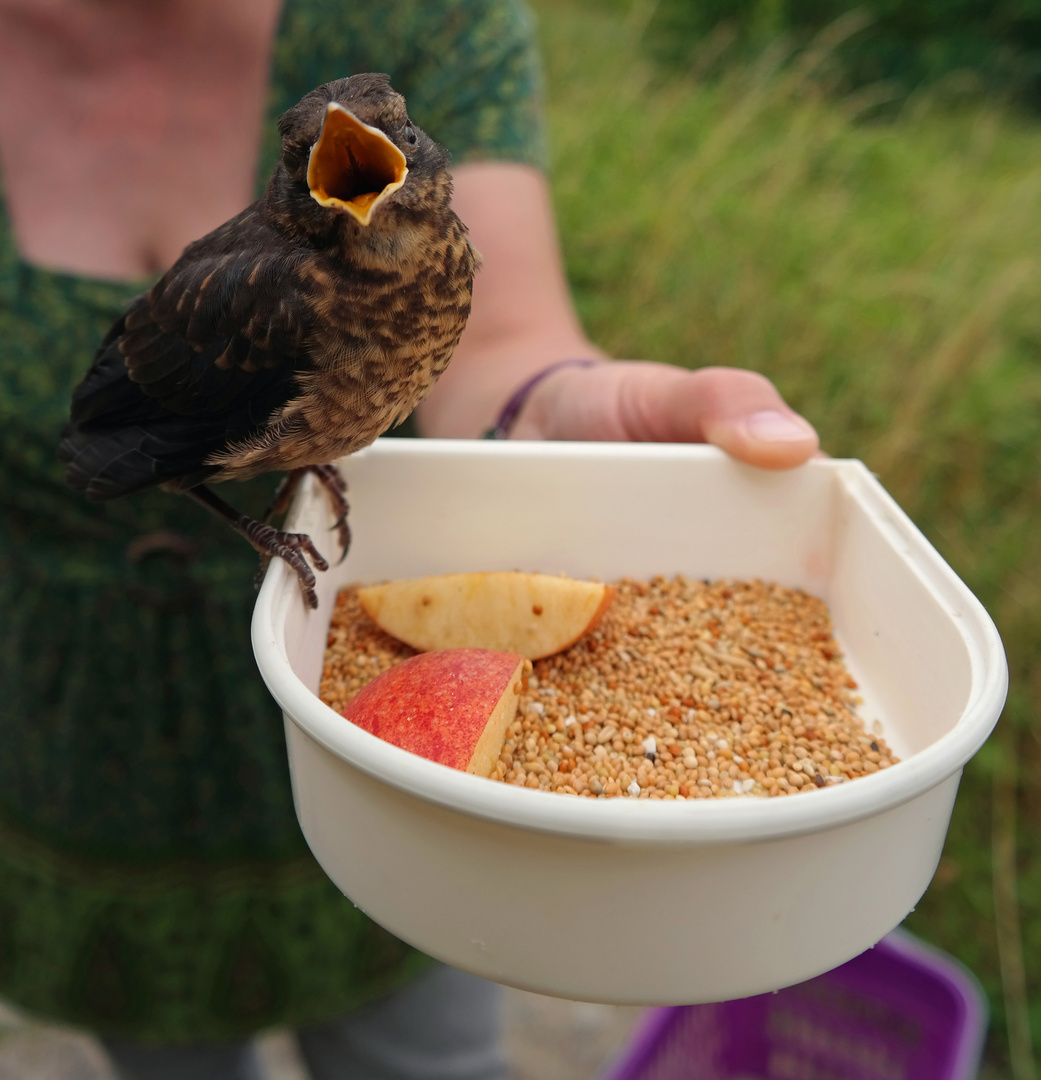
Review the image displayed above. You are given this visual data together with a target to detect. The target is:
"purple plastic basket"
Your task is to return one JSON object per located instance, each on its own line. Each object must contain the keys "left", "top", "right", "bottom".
{"left": 599, "top": 930, "right": 987, "bottom": 1080}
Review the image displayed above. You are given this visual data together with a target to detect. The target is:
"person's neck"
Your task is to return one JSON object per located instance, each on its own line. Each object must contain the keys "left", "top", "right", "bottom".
{"left": 0, "top": 0, "right": 282, "bottom": 281}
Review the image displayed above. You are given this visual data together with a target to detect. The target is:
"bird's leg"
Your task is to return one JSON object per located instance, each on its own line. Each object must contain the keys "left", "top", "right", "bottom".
{"left": 185, "top": 484, "right": 328, "bottom": 609}
{"left": 252, "top": 464, "right": 348, "bottom": 591}
{"left": 255, "top": 469, "right": 309, "bottom": 589}
{"left": 263, "top": 464, "right": 349, "bottom": 561}
{"left": 307, "top": 463, "right": 351, "bottom": 564}
{"left": 262, "top": 469, "right": 306, "bottom": 524}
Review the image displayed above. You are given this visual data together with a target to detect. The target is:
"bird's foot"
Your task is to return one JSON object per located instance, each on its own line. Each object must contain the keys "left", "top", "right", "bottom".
{"left": 185, "top": 484, "right": 328, "bottom": 609}
{"left": 243, "top": 520, "right": 328, "bottom": 609}
{"left": 264, "top": 465, "right": 350, "bottom": 563}
{"left": 307, "top": 463, "right": 351, "bottom": 563}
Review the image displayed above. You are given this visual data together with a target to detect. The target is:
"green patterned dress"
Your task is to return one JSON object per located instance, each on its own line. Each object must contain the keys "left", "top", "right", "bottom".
{"left": 0, "top": 0, "right": 544, "bottom": 1042}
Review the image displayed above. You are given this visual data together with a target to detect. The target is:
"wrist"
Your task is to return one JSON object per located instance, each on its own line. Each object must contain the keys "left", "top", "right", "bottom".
{"left": 482, "top": 358, "right": 604, "bottom": 440}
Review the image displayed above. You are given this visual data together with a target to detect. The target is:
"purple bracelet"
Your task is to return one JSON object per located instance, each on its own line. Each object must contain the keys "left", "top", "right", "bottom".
{"left": 481, "top": 358, "right": 600, "bottom": 439}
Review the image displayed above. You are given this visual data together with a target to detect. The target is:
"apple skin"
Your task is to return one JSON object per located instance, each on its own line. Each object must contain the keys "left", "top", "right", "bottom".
{"left": 340, "top": 649, "right": 526, "bottom": 776}
{"left": 357, "top": 572, "right": 616, "bottom": 660}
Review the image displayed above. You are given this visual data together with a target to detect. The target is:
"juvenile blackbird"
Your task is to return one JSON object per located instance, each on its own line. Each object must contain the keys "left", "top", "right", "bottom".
{"left": 58, "top": 74, "right": 478, "bottom": 608}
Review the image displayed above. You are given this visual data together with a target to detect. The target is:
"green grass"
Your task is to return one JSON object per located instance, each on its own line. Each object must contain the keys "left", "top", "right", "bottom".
{"left": 532, "top": 2, "right": 1041, "bottom": 1074}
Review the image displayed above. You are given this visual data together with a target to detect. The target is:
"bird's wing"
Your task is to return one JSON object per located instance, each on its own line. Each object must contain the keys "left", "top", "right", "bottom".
{"left": 61, "top": 210, "right": 320, "bottom": 499}
{"left": 119, "top": 215, "right": 314, "bottom": 418}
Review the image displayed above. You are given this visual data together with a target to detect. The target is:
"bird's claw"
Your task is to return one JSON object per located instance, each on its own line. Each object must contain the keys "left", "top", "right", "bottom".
{"left": 262, "top": 465, "right": 350, "bottom": 567}
{"left": 277, "top": 534, "right": 323, "bottom": 609}
{"left": 244, "top": 519, "right": 327, "bottom": 609}
{"left": 297, "top": 532, "right": 330, "bottom": 574}
{"left": 246, "top": 465, "right": 348, "bottom": 604}
{"left": 308, "top": 464, "right": 351, "bottom": 564}
{"left": 331, "top": 513, "right": 351, "bottom": 565}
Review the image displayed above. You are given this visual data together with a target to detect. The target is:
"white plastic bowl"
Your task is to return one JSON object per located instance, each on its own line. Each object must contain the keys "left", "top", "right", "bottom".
{"left": 252, "top": 440, "right": 1006, "bottom": 1004}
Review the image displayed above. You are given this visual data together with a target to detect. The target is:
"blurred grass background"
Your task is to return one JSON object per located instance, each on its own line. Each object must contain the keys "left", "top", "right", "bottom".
{"left": 531, "top": 1, "right": 1041, "bottom": 1076}
{"left": 639, "top": 0, "right": 1041, "bottom": 104}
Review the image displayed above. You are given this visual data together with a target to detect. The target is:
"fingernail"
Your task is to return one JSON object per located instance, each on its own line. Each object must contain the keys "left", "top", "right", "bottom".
{"left": 745, "top": 410, "right": 816, "bottom": 443}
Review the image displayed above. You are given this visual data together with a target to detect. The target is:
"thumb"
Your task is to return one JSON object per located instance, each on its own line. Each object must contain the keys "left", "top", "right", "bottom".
{"left": 614, "top": 363, "right": 820, "bottom": 469}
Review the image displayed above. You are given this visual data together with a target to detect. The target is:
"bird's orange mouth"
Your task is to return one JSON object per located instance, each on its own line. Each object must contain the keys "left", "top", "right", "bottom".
{"left": 307, "top": 103, "right": 408, "bottom": 225}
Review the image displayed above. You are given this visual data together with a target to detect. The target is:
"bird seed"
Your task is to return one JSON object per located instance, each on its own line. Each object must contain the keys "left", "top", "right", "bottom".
{"left": 319, "top": 576, "right": 898, "bottom": 799}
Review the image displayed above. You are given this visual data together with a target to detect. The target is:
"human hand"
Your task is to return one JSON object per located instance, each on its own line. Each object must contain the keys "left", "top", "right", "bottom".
{"left": 440, "top": 165, "right": 819, "bottom": 469}
{"left": 508, "top": 359, "right": 819, "bottom": 470}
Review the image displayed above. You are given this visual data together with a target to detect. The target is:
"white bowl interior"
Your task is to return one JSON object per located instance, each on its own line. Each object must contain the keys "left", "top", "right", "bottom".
{"left": 270, "top": 441, "right": 1001, "bottom": 789}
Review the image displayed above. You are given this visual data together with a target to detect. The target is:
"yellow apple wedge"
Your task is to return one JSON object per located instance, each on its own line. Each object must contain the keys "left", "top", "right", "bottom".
{"left": 340, "top": 649, "right": 526, "bottom": 776}
{"left": 357, "top": 572, "right": 616, "bottom": 660}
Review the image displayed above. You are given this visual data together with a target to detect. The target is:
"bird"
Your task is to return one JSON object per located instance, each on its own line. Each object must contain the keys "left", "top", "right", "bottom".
{"left": 58, "top": 73, "right": 479, "bottom": 608}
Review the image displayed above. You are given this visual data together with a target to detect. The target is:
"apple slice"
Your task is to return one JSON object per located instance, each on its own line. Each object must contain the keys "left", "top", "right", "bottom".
{"left": 341, "top": 649, "right": 526, "bottom": 776}
{"left": 357, "top": 572, "right": 615, "bottom": 659}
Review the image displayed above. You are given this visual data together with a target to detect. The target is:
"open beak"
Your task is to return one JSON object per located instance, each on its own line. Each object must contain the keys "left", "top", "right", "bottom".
{"left": 307, "top": 102, "right": 408, "bottom": 225}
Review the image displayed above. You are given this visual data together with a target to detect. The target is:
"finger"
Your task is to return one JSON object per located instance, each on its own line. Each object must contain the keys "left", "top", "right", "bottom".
{"left": 515, "top": 360, "right": 820, "bottom": 469}
{"left": 614, "top": 363, "right": 819, "bottom": 469}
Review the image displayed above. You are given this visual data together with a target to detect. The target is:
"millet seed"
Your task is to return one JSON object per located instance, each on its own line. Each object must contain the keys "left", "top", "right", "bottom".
{"left": 319, "top": 576, "right": 898, "bottom": 800}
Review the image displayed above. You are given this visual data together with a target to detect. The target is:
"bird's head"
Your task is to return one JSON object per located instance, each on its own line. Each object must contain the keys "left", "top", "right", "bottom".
{"left": 274, "top": 74, "right": 451, "bottom": 235}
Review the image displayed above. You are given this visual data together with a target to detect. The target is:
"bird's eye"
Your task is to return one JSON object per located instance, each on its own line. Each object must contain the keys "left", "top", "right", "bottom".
{"left": 404, "top": 121, "right": 418, "bottom": 145}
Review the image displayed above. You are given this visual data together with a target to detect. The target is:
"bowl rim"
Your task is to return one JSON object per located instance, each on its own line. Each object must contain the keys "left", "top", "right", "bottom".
{"left": 252, "top": 440, "right": 1008, "bottom": 845}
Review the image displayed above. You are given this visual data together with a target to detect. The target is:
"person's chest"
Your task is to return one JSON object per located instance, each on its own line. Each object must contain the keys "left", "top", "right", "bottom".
{"left": 0, "top": 0, "right": 282, "bottom": 281}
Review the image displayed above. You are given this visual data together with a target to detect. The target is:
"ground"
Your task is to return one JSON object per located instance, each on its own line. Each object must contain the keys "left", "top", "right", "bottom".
{"left": 0, "top": 992, "right": 643, "bottom": 1080}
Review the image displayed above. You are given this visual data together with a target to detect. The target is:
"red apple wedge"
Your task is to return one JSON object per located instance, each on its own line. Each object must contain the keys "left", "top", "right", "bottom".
{"left": 340, "top": 649, "right": 526, "bottom": 776}
{"left": 357, "top": 572, "right": 616, "bottom": 659}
